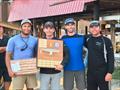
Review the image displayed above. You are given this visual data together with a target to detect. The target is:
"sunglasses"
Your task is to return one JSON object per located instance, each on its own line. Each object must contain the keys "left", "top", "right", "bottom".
{"left": 90, "top": 25, "right": 99, "bottom": 28}
{"left": 21, "top": 44, "right": 28, "bottom": 51}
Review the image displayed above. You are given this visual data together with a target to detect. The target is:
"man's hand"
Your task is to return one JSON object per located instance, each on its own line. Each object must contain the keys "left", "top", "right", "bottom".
{"left": 105, "top": 73, "right": 112, "bottom": 81}
{"left": 8, "top": 69, "right": 16, "bottom": 77}
{"left": 0, "top": 47, "right": 6, "bottom": 53}
{"left": 55, "top": 64, "right": 63, "bottom": 71}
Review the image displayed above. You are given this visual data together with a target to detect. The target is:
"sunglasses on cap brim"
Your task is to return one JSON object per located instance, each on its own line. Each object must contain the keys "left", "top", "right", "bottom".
{"left": 90, "top": 24, "right": 99, "bottom": 28}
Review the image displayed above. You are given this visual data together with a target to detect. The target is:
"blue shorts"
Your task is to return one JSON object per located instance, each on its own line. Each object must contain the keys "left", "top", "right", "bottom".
{"left": 0, "top": 68, "right": 11, "bottom": 82}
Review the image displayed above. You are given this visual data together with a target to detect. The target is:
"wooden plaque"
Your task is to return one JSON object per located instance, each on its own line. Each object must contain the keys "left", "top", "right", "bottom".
{"left": 11, "top": 58, "right": 37, "bottom": 75}
{"left": 37, "top": 39, "right": 63, "bottom": 68}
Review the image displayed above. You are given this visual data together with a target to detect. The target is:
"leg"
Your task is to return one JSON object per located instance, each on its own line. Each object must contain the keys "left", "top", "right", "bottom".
{"left": 87, "top": 72, "right": 98, "bottom": 90}
{"left": 27, "top": 88, "right": 33, "bottom": 90}
{"left": 99, "top": 81, "right": 109, "bottom": 90}
{"left": 3, "top": 68, "right": 11, "bottom": 90}
{"left": 0, "top": 78, "right": 4, "bottom": 90}
{"left": 40, "top": 74, "right": 50, "bottom": 90}
{"left": 4, "top": 82, "right": 11, "bottom": 90}
{"left": 12, "top": 75, "right": 26, "bottom": 90}
{"left": 63, "top": 71, "right": 74, "bottom": 90}
{"left": 75, "top": 71, "right": 86, "bottom": 90}
{"left": 0, "top": 70, "right": 4, "bottom": 89}
{"left": 26, "top": 74, "right": 37, "bottom": 89}
{"left": 97, "top": 73, "right": 109, "bottom": 90}
{"left": 94, "top": 69, "right": 109, "bottom": 90}
{"left": 51, "top": 73, "right": 61, "bottom": 90}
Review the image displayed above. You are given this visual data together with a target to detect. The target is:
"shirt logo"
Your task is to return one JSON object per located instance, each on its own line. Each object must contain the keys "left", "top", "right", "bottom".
{"left": 96, "top": 42, "right": 102, "bottom": 46}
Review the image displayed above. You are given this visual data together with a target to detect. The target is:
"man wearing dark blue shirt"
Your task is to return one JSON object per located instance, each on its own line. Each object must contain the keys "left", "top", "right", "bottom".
{"left": 62, "top": 18, "right": 86, "bottom": 90}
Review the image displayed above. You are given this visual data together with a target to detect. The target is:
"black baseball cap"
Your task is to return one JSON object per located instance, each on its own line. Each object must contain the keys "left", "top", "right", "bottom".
{"left": 43, "top": 21, "right": 55, "bottom": 28}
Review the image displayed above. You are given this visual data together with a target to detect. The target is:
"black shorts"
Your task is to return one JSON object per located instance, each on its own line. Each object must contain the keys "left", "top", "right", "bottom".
{"left": 0, "top": 68, "right": 11, "bottom": 82}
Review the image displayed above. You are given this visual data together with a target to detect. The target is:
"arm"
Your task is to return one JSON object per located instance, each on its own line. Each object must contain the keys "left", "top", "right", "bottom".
{"left": 84, "top": 34, "right": 91, "bottom": 48}
{"left": 34, "top": 38, "right": 38, "bottom": 57}
{"left": 61, "top": 45, "right": 69, "bottom": 66}
{"left": 105, "top": 38, "right": 115, "bottom": 81}
{"left": 83, "top": 46, "right": 88, "bottom": 67}
{"left": 5, "top": 38, "right": 16, "bottom": 77}
{"left": 106, "top": 38, "right": 114, "bottom": 74}
{"left": 0, "top": 46, "right": 6, "bottom": 53}
{"left": 0, "top": 36, "right": 10, "bottom": 53}
{"left": 55, "top": 44, "right": 69, "bottom": 71}
{"left": 6, "top": 52, "right": 15, "bottom": 77}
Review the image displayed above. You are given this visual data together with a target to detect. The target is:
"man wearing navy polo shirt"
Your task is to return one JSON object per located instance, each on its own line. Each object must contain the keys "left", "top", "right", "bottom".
{"left": 0, "top": 25, "right": 11, "bottom": 90}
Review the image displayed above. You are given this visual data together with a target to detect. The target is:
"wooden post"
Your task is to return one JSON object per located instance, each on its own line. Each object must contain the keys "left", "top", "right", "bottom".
{"left": 56, "top": 20, "right": 61, "bottom": 38}
{"left": 93, "top": 0, "right": 100, "bottom": 20}
{"left": 76, "top": 18, "right": 79, "bottom": 33}
{"left": 110, "top": 23, "right": 116, "bottom": 53}
{"left": 32, "top": 19, "right": 36, "bottom": 36}
{"left": 1, "top": 0, "right": 9, "bottom": 22}
{"left": 85, "top": 26, "right": 88, "bottom": 35}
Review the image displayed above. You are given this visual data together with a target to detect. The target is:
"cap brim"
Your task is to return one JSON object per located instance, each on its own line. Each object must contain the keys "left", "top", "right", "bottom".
{"left": 65, "top": 22, "right": 75, "bottom": 25}
{"left": 90, "top": 23, "right": 100, "bottom": 27}
{"left": 21, "top": 22, "right": 32, "bottom": 26}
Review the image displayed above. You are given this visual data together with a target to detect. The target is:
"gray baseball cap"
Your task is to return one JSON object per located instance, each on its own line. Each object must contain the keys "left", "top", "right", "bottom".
{"left": 90, "top": 20, "right": 100, "bottom": 27}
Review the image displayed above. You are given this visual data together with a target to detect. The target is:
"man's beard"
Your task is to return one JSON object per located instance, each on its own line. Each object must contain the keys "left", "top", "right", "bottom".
{"left": 22, "top": 31, "right": 30, "bottom": 36}
{"left": 68, "top": 29, "right": 75, "bottom": 33}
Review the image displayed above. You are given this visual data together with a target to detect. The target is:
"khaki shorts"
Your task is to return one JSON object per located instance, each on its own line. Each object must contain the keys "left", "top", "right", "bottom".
{"left": 12, "top": 74, "right": 37, "bottom": 89}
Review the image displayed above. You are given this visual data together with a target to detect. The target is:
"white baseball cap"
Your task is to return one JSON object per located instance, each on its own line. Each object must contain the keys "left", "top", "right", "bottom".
{"left": 21, "top": 19, "right": 32, "bottom": 25}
